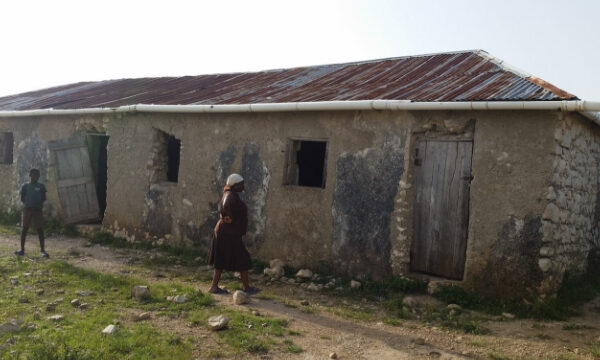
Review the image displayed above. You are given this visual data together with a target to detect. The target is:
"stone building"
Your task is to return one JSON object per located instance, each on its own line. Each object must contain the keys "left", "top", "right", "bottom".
{"left": 1, "top": 50, "right": 599, "bottom": 297}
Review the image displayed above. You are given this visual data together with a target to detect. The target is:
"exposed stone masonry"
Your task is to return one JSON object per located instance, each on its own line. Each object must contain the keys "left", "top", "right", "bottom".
{"left": 539, "top": 116, "right": 600, "bottom": 293}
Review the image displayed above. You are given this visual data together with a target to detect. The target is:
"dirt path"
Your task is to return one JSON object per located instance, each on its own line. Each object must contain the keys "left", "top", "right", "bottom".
{"left": 3, "top": 234, "right": 600, "bottom": 360}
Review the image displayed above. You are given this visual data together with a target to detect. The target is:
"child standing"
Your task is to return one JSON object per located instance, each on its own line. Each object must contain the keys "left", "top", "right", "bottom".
{"left": 15, "top": 168, "right": 48, "bottom": 257}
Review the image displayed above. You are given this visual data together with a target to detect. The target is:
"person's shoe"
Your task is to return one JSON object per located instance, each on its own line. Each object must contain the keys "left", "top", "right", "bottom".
{"left": 208, "top": 287, "right": 229, "bottom": 295}
{"left": 41, "top": 251, "right": 49, "bottom": 258}
{"left": 14, "top": 250, "right": 24, "bottom": 256}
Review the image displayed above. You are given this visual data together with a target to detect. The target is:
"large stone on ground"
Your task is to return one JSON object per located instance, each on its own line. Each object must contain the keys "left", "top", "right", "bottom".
{"left": 296, "top": 269, "right": 313, "bottom": 279}
{"left": 264, "top": 266, "right": 284, "bottom": 279}
{"left": 269, "top": 259, "right": 285, "bottom": 269}
{"left": 0, "top": 320, "right": 20, "bottom": 333}
{"left": 233, "top": 290, "right": 250, "bottom": 305}
{"left": 136, "top": 312, "right": 151, "bottom": 321}
{"left": 350, "top": 280, "right": 361, "bottom": 289}
{"left": 208, "top": 315, "right": 229, "bottom": 331}
{"left": 131, "top": 285, "right": 151, "bottom": 300}
{"left": 102, "top": 324, "right": 117, "bottom": 335}
{"left": 47, "top": 315, "right": 64, "bottom": 321}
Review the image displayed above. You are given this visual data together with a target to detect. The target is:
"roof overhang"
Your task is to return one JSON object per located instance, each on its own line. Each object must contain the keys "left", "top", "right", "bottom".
{"left": 1, "top": 100, "right": 599, "bottom": 125}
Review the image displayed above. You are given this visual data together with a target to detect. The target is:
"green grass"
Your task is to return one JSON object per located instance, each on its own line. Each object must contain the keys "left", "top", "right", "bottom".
{"left": 283, "top": 339, "right": 303, "bottom": 353}
{"left": 562, "top": 323, "right": 596, "bottom": 331}
{"left": 0, "top": 211, "right": 78, "bottom": 237}
{"left": 488, "top": 352, "right": 512, "bottom": 360}
{"left": 0, "top": 253, "right": 295, "bottom": 359}
{"left": 589, "top": 341, "right": 600, "bottom": 358}
{"left": 433, "top": 270, "right": 600, "bottom": 320}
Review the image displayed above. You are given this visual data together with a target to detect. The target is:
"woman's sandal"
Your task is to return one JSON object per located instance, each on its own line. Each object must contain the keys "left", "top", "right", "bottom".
{"left": 208, "top": 287, "right": 229, "bottom": 295}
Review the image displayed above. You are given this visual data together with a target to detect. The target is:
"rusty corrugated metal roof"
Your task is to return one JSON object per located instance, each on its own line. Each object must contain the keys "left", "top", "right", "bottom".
{"left": 0, "top": 50, "right": 577, "bottom": 111}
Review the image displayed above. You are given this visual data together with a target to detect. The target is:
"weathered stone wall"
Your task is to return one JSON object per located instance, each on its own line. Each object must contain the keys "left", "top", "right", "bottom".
{"left": 462, "top": 111, "right": 557, "bottom": 296}
{"left": 538, "top": 113, "right": 600, "bottom": 294}
{"left": 0, "top": 115, "right": 106, "bottom": 218}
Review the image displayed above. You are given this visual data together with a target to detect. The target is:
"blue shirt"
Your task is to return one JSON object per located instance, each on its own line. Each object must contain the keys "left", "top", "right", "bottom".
{"left": 20, "top": 182, "right": 46, "bottom": 210}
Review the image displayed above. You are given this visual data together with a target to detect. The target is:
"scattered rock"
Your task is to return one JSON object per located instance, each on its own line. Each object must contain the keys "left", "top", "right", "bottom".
{"left": 136, "top": 312, "right": 151, "bottom": 321}
{"left": 47, "top": 315, "right": 64, "bottom": 322}
{"left": 429, "top": 351, "right": 441, "bottom": 357}
{"left": 0, "top": 320, "right": 20, "bottom": 333}
{"left": 70, "top": 299, "right": 81, "bottom": 307}
{"left": 45, "top": 303, "right": 57, "bottom": 312}
{"left": 33, "top": 311, "right": 41, "bottom": 320}
{"left": 77, "top": 290, "right": 96, "bottom": 297}
{"left": 18, "top": 298, "right": 29, "bottom": 304}
{"left": 55, "top": 298, "right": 64, "bottom": 303}
{"left": 307, "top": 283, "right": 320, "bottom": 291}
{"left": 502, "top": 312, "right": 516, "bottom": 320}
{"left": 10, "top": 277, "right": 18, "bottom": 286}
{"left": 194, "top": 256, "right": 203, "bottom": 263}
{"left": 269, "top": 259, "right": 285, "bottom": 269}
{"left": 296, "top": 269, "right": 313, "bottom": 279}
{"left": 233, "top": 290, "right": 250, "bottom": 305}
{"left": 23, "top": 272, "right": 32, "bottom": 277}
{"left": 251, "top": 310, "right": 261, "bottom": 317}
{"left": 67, "top": 248, "right": 80, "bottom": 256}
{"left": 102, "top": 324, "right": 117, "bottom": 335}
{"left": 98, "top": 298, "right": 105, "bottom": 305}
{"left": 131, "top": 286, "right": 151, "bottom": 300}
{"left": 56, "top": 289, "right": 65, "bottom": 294}
{"left": 447, "top": 304, "right": 462, "bottom": 310}
{"left": 26, "top": 323, "right": 38, "bottom": 330}
{"left": 36, "top": 289, "right": 44, "bottom": 296}
{"left": 263, "top": 266, "right": 284, "bottom": 279}
{"left": 79, "top": 303, "right": 89, "bottom": 310}
{"left": 174, "top": 295, "right": 188, "bottom": 303}
{"left": 329, "top": 352, "right": 338, "bottom": 359}
{"left": 300, "top": 300, "right": 310, "bottom": 306}
{"left": 350, "top": 280, "right": 361, "bottom": 289}
{"left": 208, "top": 315, "right": 229, "bottom": 331}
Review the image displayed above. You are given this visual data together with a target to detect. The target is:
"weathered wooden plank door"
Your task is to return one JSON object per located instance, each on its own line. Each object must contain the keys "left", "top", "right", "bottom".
{"left": 48, "top": 135, "right": 100, "bottom": 224}
{"left": 410, "top": 140, "right": 473, "bottom": 280}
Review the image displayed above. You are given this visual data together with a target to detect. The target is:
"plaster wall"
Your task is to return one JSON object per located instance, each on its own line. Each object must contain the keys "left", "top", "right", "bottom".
{"left": 0, "top": 115, "right": 105, "bottom": 218}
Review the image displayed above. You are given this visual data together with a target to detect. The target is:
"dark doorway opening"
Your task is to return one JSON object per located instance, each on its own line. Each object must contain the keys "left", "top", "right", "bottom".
{"left": 87, "top": 134, "right": 109, "bottom": 221}
{"left": 167, "top": 135, "right": 181, "bottom": 182}
{"left": 288, "top": 140, "right": 327, "bottom": 188}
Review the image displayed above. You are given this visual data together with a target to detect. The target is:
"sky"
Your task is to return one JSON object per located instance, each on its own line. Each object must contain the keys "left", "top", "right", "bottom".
{"left": 1, "top": 0, "right": 599, "bottom": 100}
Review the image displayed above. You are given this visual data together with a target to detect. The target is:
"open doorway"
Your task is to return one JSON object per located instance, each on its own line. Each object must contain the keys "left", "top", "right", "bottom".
{"left": 87, "top": 134, "right": 109, "bottom": 221}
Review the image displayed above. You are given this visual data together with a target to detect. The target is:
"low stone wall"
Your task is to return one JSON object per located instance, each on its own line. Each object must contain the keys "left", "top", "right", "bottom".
{"left": 539, "top": 114, "right": 600, "bottom": 294}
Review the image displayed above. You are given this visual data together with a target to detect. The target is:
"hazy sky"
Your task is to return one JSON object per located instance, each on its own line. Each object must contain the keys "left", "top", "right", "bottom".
{"left": 1, "top": 0, "right": 598, "bottom": 100}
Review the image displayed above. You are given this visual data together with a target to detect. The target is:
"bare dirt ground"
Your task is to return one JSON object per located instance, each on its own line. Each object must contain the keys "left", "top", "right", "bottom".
{"left": 2, "top": 233, "right": 600, "bottom": 360}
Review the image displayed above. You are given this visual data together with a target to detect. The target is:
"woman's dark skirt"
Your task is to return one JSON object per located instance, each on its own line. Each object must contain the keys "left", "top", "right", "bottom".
{"left": 207, "top": 232, "right": 252, "bottom": 271}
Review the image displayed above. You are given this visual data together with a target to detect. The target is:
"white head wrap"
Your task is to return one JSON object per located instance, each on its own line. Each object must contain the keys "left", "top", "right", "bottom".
{"left": 226, "top": 173, "right": 244, "bottom": 186}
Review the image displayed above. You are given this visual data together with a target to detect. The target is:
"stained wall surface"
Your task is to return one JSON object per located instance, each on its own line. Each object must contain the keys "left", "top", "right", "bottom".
{"left": 2, "top": 109, "right": 598, "bottom": 297}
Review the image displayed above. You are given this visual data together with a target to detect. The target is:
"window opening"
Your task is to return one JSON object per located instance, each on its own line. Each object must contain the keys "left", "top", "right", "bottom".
{"left": 0, "top": 132, "right": 14, "bottom": 164}
{"left": 167, "top": 135, "right": 181, "bottom": 182}
{"left": 150, "top": 129, "right": 181, "bottom": 184}
{"left": 286, "top": 140, "right": 327, "bottom": 188}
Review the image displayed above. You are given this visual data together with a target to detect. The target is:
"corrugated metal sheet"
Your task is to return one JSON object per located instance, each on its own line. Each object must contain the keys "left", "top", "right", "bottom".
{"left": 0, "top": 50, "right": 577, "bottom": 111}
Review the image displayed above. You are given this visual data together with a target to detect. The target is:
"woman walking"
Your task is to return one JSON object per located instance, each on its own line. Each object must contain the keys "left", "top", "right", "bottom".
{"left": 207, "top": 174, "right": 258, "bottom": 294}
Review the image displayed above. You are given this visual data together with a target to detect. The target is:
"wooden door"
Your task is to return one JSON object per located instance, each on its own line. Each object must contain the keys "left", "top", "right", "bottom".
{"left": 48, "top": 135, "right": 100, "bottom": 224}
{"left": 410, "top": 140, "right": 473, "bottom": 280}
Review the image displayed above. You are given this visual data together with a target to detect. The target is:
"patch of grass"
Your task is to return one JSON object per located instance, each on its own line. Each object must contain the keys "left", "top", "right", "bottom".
{"left": 320, "top": 335, "right": 331, "bottom": 340}
{"left": 531, "top": 322, "right": 546, "bottom": 330}
{"left": 0, "top": 257, "right": 195, "bottom": 359}
{"left": 283, "top": 339, "right": 303, "bottom": 354}
{"left": 252, "top": 259, "right": 269, "bottom": 274}
{"left": 43, "top": 217, "right": 79, "bottom": 237}
{"left": 383, "top": 318, "right": 402, "bottom": 326}
{"left": 562, "top": 323, "right": 596, "bottom": 331}
{"left": 588, "top": 341, "right": 600, "bottom": 358}
{"left": 469, "top": 340, "right": 488, "bottom": 347}
{"left": 535, "top": 333, "right": 553, "bottom": 340}
{"left": 330, "top": 306, "right": 374, "bottom": 322}
{"left": 287, "top": 330, "right": 301, "bottom": 336}
{"left": 433, "top": 270, "right": 600, "bottom": 321}
{"left": 440, "top": 315, "right": 490, "bottom": 335}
